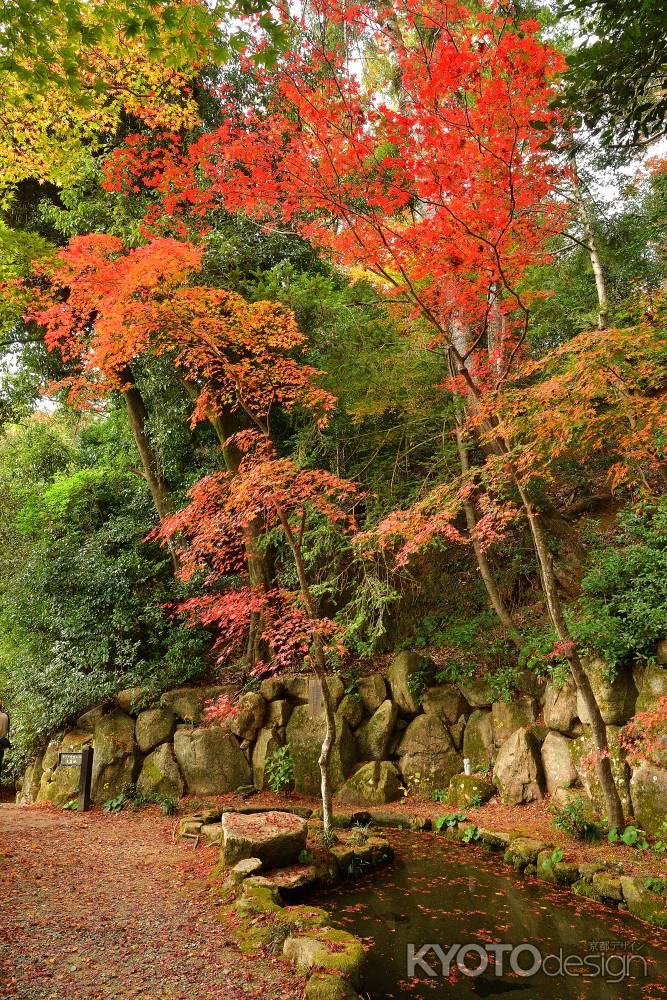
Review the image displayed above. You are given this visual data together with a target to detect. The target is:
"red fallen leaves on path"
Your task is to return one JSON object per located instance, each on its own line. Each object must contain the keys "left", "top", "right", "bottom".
{"left": 0, "top": 804, "right": 306, "bottom": 1000}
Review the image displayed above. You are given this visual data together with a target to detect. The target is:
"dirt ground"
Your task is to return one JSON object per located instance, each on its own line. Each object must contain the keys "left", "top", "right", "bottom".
{"left": 0, "top": 803, "right": 305, "bottom": 1000}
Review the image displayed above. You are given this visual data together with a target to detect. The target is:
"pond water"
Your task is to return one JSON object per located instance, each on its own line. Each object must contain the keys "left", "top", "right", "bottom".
{"left": 313, "top": 831, "right": 667, "bottom": 999}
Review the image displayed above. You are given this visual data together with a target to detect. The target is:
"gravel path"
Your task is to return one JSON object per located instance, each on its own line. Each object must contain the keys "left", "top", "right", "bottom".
{"left": 0, "top": 803, "right": 304, "bottom": 1000}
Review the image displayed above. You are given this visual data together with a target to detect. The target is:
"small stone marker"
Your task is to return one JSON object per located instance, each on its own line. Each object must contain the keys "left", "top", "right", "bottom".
{"left": 58, "top": 746, "right": 94, "bottom": 812}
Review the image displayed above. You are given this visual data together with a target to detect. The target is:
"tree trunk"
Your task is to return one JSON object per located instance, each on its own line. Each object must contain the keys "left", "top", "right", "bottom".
{"left": 448, "top": 322, "right": 522, "bottom": 646}
{"left": 278, "top": 508, "right": 336, "bottom": 838}
{"left": 119, "top": 366, "right": 177, "bottom": 571}
{"left": 568, "top": 149, "right": 609, "bottom": 331}
{"left": 514, "top": 481, "right": 625, "bottom": 829}
{"left": 454, "top": 424, "right": 523, "bottom": 646}
{"left": 120, "top": 366, "right": 171, "bottom": 522}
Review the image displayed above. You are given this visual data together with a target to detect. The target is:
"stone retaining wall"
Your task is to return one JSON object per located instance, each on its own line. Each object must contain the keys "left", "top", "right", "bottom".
{"left": 16, "top": 648, "right": 667, "bottom": 835}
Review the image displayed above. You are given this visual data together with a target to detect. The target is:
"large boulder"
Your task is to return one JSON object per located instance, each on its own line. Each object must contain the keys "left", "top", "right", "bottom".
{"left": 282, "top": 675, "right": 310, "bottom": 702}
{"left": 220, "top": 810, "right": 308, "bottom": 868}
{"left": 37, "top": 732, "right": 91, "bottom": 805}
{"left": 135, "top": 707, "right": 176, "bottom": 754}
{"left": 445, "top": 773, "right": 495, "bottom": 808}
{"left": 462, "top": 710, "right": 495, "bottom": 770}
{"left": 337, "top": 761, "right": 402, "bottom": 806}
{"left": 634, "top": 662, "right": 667, "bottom": 714}
{"left": 229, "top": 692, "right": 266, "bottom": 741}
{"left": 116, "top": 687, "right": 146, "bottom": 714}
{"left": 423, "top": 685, "right": 470, "bottom": 725}
{"left": 358, "top": 674, "right": 386, "bottom": 713}
{"left": 266, "top": 699, "right": 292, "bottom": 727}
{"left": 570, "top": 725, "right": 632, "bottom": 815}
{"left": 492, "top": 697, "right": 537, "bottom": 746}
{"left": 161, "top": 684, "right": 237, "bottom": 724}
{"left": 397, "top": 714, "right": 462, "bottom": 794}
{"left": 458, "top": 678, "right": 494, "bottom": 708}
{"left": 259, "top": 677, "right": 283, "bottom": 701}
{"left": 387, "top": 652, "right": 435, "bottom": 714}
{"left": 540, "top": 732, "right": 578, "bottom": 795}
{"left": 16, "top": 754, "right": 44, "bottom": 804}
{"left": 137, "top": 743, "right": 184, "bottom": 799}
{"left": 630, "top": 762, "right": 667, "bottom": 835}
{"left": 174, "top": 726, "right": 251, "bottom": 794}
{"left": 493, "top": 728, "right": 545, "bottom": 805}
{"left": 355, "top": 700, "right": 398, "bottom": 761}
{"left": 576, "top": 658, "right": 637, "bottom": 726}
{"left": 337, "top": 694, "right": 364, "bottom": 730}
{"left": 286, "top": 705, "right": 356, "bottom": 795}
{"left": 76, "top": 706, "right": 106, "bottom": 733}
{"left": 252, "top": 726, "right": 285, "bottom": 790}
{"left": 543, "top": 679, "right": 580, "bottom": 735}
{"left": 91, "top": 710, "right": 139, "bottom": 804}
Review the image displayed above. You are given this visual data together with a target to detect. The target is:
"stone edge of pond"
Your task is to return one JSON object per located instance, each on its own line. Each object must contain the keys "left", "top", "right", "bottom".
{"left": 211, "top": 820, "right": 394, "bottom": 1000}
{"left": 311, "top": 807, "right": 667, "bottom": 931}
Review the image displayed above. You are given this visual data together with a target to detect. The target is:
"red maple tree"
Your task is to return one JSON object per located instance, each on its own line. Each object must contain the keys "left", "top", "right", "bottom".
{"left": 30, "top": 233, "right": 358, "bottom": 831}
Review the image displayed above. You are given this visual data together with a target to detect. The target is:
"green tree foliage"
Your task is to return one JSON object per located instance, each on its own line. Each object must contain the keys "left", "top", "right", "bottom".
{"left": 562, "top": 0, "right": 667, "bottom": 146}
{"left": 574, "top": 501, "right": 667, "bottom": 672}
{"left": 0, "top": 411, "right": 208, "bottom": 773}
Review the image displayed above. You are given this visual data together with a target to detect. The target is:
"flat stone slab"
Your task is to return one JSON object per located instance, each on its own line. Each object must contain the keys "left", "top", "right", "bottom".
{"left": 221, "top": 810, "right": 308, "bottom": 869}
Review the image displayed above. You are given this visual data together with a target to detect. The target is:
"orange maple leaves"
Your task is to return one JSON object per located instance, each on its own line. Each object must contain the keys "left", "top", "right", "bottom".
{"left": 31, "top": 235, "right": 335, "bottom": 427}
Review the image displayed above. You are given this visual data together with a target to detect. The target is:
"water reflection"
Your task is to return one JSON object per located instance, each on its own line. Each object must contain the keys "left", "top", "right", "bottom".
{"left": 313, "top": 831, "right": 667, "bottom": 999}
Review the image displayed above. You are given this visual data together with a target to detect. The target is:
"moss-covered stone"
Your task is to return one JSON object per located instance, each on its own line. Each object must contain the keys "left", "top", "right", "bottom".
{"left": 572, "top": 878, "right": 606, "bottom": 902}
{"left": 458, "top": 678, "right": 494, "bottom": 708}
{"left": 236, "top": 876, "right": 283, "bottom": 916}
{"left": 462, "top": 710, "right": 494, "bottom": 770}
{"left": 337, "top": 694, "right": 364, "bottom": 730}
{"left": 540, "top": 732, "right": 577, "bottom": 795}
{"left": 492, "top": 698, "right": 537, "bottom": 746}
{"left": 397, "top": 714, "right": 462, "bottom": 794}
{"left": 570, "top": 725, "right": 632, "bottom": 815}
{"left": 229, "top": 692, "right": 266, "bottom": 741}
{"left": 630, "top": 762, "right": 667, "bottom": 835}
{"left": 357, "top": 674, "right": 386, "bottom": 714}
{"left": 493, "top": 728, "right": 545, "bottom": 805}
{"left": 174, "top": 726, "right": 251, "bottom": 795}
{"left": 445, "top": 773, "right": 495, "bottom": 808}
{"left": 276, "top": 905, "right": 331, "bottom": 931}
{"left": 504, "top": 837, "right": 550, "bottom": 870}
{"left": 576, "top": 658, "right": 637, "bottom": 726}
{"left": 592, "top": 873, "right": 624, "bottom": 902}
{"left": 135, "top": 707, "right": 176, "bottom": 753}
{"left": 423, "top": 685, "right": 469, "bottom": 725}
{"left": 543, "top": 678, "right": 580, "bottom": 735}
{"left": 251, "top": 726, "right": 284, "bottom": 790}
{"left": 37, "top": 732, "right": 92, "bottom": 805}
{"left": 337, "top": 761, "right": 402, "bottom": 806}
{"left": 221, "top": 810, "right": 308, "bottom": 869}
{"left": 634, "top": 662, "right": 667, "bottom": 715}
{"left": 161, "top": 684, "right": 237, "bottom": 723}
{"left": 621, "top": 877, "right": 667, "bottom": 928}
{"left": 286, "top": 705, "right": 356, "bottom": 795}
{"left": 387, "top": 652, "right": 435, "bottom": 714}
{"left": 477, "top": 828, "right": 511, "bottom": 850}
{"left": 91, "top": 709, "right": 139, "bottom": 804}
{"left": 355, "top": 701, "right": 398, "bottom": 761}
{"left": 136, "top": 743, "right": 184, "bottom": 799}
{"left": 283, "top": 928, "right": 365, "bottom": 986}
{"left": 304, "top": 974, "right": 359, "bottom": 1000}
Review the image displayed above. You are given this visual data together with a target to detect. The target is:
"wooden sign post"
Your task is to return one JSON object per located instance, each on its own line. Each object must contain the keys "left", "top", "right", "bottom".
{"left": 58, "top": 746, "right": 94, "bottom": 812}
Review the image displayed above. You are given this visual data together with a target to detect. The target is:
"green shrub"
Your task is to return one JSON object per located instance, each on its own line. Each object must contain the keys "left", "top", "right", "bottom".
{"left": 550, "top": 795, "right": 602, "bottom": 841}
{"left": 573, "top": 499, "right": 667, "bottom": 671}
{"left": 265, "top": 746, "right": 294, "bottom": 792}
